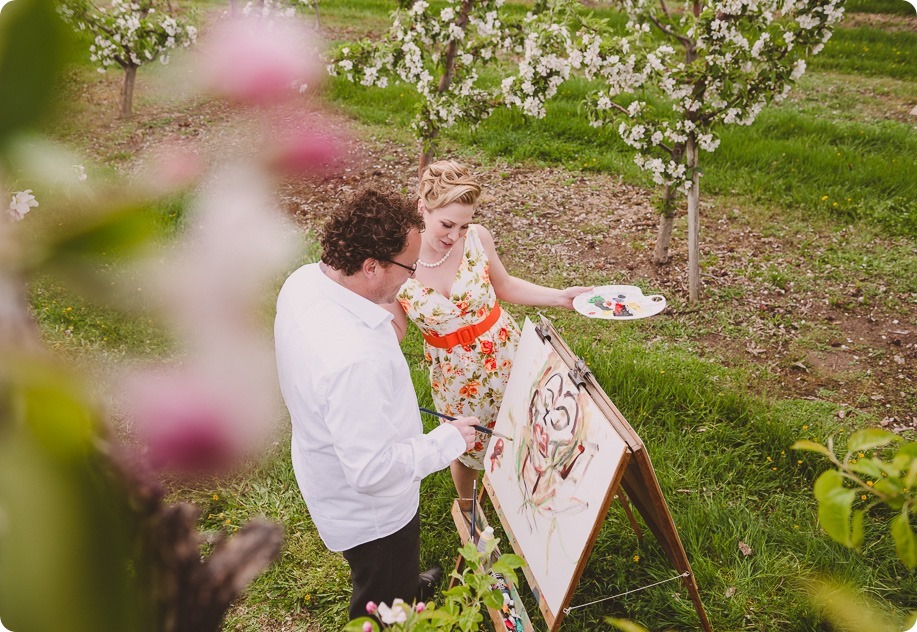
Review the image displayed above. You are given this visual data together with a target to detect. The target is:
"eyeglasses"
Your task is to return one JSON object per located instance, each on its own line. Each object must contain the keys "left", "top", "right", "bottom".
{"left": 383, "top": 258, "right": 417, "bottom": 276}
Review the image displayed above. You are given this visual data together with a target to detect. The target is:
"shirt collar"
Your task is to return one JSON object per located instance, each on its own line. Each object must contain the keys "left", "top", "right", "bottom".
{"left": 313, "top": 263, "right": 394, "bottom": 330}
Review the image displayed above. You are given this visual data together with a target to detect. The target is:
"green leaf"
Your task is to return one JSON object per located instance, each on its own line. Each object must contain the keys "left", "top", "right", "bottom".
{"left": 343, "top": 617, "right": 378, "bottom": 632}
{"left": 905, "top": 458, "right": 917, "bottom": 489}
{"left": 846, "top": 429, "right": 899, "bottom": 454}
{"left": 897, "top": 442, "right": 917, "bottom": 459}
{"left": 890, "top": 511, "right": 917, "bottom": 570}
{"left": 818, "top": 487, "right": 856, "bottom": 547}
{"left": 791, "top": 440, "right": 831, "bottom": 457}
{"left": 606, "top": 618, "right": 651, "bottom": 632}
{"left": 848, "top": 458, "right": 883, "bottom": 480}
{"left": 850, "top": 509, "right": 865, "bottom": 552}
{"left": 418, "top": 609, "right": 451, "bottom": 621}
{"left": 814, "top": 469, "right": 844, "bottom": 501}
{"left": 874, "top": 478, "right": 904, "bottom": 499}
{"left": 497, "top": 553, "right": 525, "bottom": 569}
{"left": 0, "top": 0, "right": 72, "bottom": 146}
{"left": 483, "top": 588, "right": 503, "bottom": 609}
{"left": 40, "top": 203, "right": 160, "bottom": 264}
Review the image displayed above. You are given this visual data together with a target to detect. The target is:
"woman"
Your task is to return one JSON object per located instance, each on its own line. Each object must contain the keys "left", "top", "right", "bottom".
{"left": 384, "top": 160, "right": 590, "bottom": 508}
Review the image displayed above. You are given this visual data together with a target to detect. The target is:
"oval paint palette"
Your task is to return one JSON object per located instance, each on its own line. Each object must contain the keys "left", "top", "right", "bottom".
{"left": 573, "top": 285, "right": 666, "bottom": 320}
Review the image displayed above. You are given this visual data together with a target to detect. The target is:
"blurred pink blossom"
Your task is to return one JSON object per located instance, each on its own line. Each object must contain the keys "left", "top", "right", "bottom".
{"left": 152, "top": 163, "right": 299, "bottom": 337}
{"left": 361, "top": 622, "right": 373, "bottom": 632}
{"left": 415, "top": 602, "right": 426, "bottom": 612}
{"left": 123, "top": 369, "right": 240, "bottom": 472}
{"left": 365, "top": 601, "right": 377, "bottom": 615}
{"left": 139, "top": 142, "right": 203, "bottom": 194}
{"left": 265, "top": 113, "right": 344, "bottom": 179}
{"left": 197, "top": 17, "right": 323, "bottom": 106}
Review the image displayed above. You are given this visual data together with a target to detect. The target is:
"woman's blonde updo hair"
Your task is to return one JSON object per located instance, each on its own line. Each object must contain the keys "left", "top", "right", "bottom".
{"left": 418, "top": 160, "right": 482, "bottom": 211}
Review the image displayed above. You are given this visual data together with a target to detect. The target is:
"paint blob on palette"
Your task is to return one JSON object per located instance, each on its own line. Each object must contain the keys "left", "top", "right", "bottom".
{"left": 572, "top": 285, "right": 666, "bottom": 320}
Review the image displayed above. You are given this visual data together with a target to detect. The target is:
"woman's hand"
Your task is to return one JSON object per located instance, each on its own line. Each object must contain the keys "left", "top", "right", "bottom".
{"left": 558, "top": 286, "right": 593, "bottom": 310}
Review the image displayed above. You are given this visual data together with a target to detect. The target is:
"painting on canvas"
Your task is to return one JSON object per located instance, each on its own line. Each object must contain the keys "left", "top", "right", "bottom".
{"left": 484, "top": 318, "right": 628, "bottom": 617}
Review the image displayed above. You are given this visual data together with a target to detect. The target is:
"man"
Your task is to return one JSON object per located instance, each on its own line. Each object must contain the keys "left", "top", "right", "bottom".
{"left": 274, "top": 188, "right": 477, "bottom": 620}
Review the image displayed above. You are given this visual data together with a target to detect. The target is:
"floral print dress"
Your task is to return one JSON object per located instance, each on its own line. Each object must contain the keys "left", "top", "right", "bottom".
{"left": 398, "top": 225, "right": 521, "bottom": 470}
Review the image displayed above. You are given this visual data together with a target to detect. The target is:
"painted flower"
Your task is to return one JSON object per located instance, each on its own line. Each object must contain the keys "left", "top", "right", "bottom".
{"left": 455, "top": 300, "right": 469, "bottom": 314}
{"left": 479, "top": 339, "right": 495, "bottom": 355}
{"left": 7, "top": 189, "right": 38, "bottom": 221}
{"left": 497, "top": 327, "right": 509, "bottom": 342}
{"left": 484, "top": 356, "right": 497, "bottom": 372}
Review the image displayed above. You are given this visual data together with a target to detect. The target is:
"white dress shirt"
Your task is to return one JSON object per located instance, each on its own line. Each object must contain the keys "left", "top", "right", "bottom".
{"left": 274, "top": 263, "right": 466, "bottom": 551}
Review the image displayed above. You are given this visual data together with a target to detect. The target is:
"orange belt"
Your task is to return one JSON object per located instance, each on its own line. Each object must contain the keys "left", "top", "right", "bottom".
{"left": 422, "top": 302, "right": 502, "bottom": 350}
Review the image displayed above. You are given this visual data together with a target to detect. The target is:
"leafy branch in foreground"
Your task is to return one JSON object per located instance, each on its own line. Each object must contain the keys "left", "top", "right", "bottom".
{"left": 793, "top": 429, "right": 917, "bottom": 569}
{"left": 344, "top": 538, "right": 525, "bottom": 632}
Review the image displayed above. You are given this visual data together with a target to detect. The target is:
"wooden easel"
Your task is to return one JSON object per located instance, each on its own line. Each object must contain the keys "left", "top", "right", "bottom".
{"left": 450, "top": 497, "right": 535, "bottom": 632}
{"left": 449, "top": 317, "right": 712, "bottom": 632}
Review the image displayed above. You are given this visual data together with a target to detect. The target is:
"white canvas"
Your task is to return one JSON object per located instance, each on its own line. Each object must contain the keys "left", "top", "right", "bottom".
{"left": 484, "top": 319, "right": 628, "bottom": 616}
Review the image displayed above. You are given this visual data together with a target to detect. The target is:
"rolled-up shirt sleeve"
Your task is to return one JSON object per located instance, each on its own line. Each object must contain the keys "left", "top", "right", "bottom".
{"left": 323, "top": 358, "right": 466, "bottom": 497}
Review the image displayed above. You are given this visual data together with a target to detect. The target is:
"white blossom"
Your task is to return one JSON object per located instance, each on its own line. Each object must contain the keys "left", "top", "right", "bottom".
{"left": 377, "top": 600, "right": 409, "bottom": 625}
{"left": 7, "top": 190, "right": 39, "bottom": 222}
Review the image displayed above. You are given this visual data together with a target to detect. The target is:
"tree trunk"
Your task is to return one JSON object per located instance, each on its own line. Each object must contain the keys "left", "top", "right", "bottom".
{"left": 654, "top": 213, "right": 674, "bottom": 264}
{"left": 121, "top": 65, "right": 137, "bottom": 119}
{"left": 653, "top": 183, "right": 677, "bottom": 264}
{"left": 686, "top": 135, "right": 700, "bottom": 303}
{"left": 417, "top": 0, "right": 473, "bottom": 173}
{"left": 229, "top": 0, "right": 237, "bottom": 16}
{"left": 313, "top": 1, "right": 320, "bottom": 29}
{"left": 419, "top": 136, "right": 438, "bottom": 177}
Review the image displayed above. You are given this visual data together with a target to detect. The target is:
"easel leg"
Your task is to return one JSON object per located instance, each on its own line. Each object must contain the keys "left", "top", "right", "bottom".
{"left": 449, "top": 484, "right": 486, "bottom": 589}
{"left": 618, "top": 492, "right": 643, "bottom": 541}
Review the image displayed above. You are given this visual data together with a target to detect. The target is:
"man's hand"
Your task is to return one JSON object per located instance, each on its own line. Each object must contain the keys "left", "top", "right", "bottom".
{"left": 448, "top": 416, "right": 479, "bottom": 452}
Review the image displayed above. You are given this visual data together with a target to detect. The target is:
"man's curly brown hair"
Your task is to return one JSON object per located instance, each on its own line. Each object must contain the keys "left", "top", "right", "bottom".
{"left": 321, "top": 188, "right": 423, "bottom": 276}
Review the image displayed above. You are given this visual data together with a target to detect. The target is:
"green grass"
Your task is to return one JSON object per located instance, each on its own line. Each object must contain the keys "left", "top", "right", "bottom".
{"left": 328, "top": 71, "right": 917, "bottom": 237}
{"left": 846, "top": 0, "right": 916, "bottom": 14}
{"left": 323, "top": 6, "right": 917, "bottom": 238}
{"left": 24, "top": 1, "right": 916, "bottom": 630}
{"left": 201, "top": 320, "right": 916, "bottom": 631}
{"left": 811, "top": 26, "right": 917, "bottom": 80}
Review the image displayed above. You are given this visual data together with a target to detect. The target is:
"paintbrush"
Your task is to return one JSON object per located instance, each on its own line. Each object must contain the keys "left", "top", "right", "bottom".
{"left": 419, "top": 407, "right": 514, "bottom": 441}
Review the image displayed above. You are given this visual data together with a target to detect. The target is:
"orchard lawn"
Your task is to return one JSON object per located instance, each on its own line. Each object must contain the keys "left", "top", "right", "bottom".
{"left": 37, "top": 0, "right": 916, "bottom": 630}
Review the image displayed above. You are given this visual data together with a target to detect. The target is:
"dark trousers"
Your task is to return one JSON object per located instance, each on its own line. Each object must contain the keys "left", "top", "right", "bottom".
{"left": 341, "top": 511, "right": 420, "bottom": 621}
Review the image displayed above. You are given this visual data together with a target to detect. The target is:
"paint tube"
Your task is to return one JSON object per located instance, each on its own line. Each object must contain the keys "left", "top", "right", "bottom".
{"left": 476, "top": 526, "right": 495, "bottom": 569}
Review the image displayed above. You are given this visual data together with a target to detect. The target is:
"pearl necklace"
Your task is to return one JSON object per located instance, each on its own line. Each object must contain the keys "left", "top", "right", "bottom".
{"left": 417, "top": 245, "right": 454, "bottom": 268}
